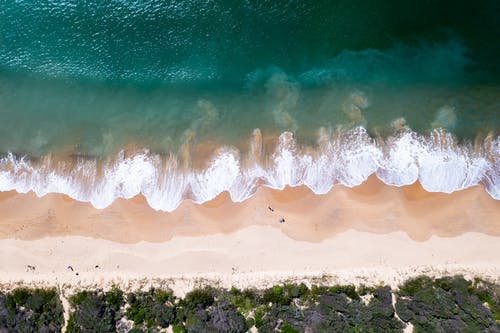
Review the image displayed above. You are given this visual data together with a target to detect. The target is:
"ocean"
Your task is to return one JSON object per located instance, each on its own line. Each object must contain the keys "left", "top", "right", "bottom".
{"left": 0, "top": 0, "right": 499, "bottom": 211}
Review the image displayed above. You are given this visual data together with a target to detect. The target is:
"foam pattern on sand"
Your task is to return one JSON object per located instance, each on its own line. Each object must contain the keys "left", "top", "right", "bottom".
{"left": 0, "top": 128, "right": 498, "bottom": 211}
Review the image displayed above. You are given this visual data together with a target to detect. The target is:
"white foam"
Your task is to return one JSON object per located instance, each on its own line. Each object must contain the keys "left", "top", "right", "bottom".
{"left": 416, "top": 130, "right": 489, "bottom": 193}
{"left": 0, "top": 128, "right": 498, "bottom": 212}
{"left": 228, "top": 129, "right": 266, "bottom": 202}
{"left": 377, "top": 129, "right": 492, "bottom": 193}
{"left": 483, "top": 136, "right": 500, "bottom": 200}
{"left": 376, "top": 131, "right": 420, "bottom": 186}
{"left": 330, "top": 128, "right": 381, "bottom": 187}
{"left": 263, "top": 132, "right": 309, "bottom": 189}
{"left": 189, "top": 149, "right": 241, "bottom": 204}
{"left": 228, "top": 165, "right": 263, "bottom": 203}
{"left": 142, "top": 155, "right": 188, "bottom": 212}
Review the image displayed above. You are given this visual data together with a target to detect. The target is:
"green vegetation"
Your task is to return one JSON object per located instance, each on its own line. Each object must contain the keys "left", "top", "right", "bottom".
{"left": 125, "top": 288, "right": 176, "bottom": 330}
{"left": 0, "top": 275, "right": 498, "bottom": 332}
{"left": 229, "top": 287, "right": 258, "bottom": 316}
{"left": 254, "top": 283, "right": 402, "bottom": 332}
{"left": 66, "top": 287, "right": 124, "bottom": 332}
{"left": 472, "top": 277, "right": 500, "bottom": 322}
{"left": 396, "top": 275, "right": 500, "bottom": 332}
{"left": 183, "top": 288, "right": 215, "bottom": 309}
{"left": 0, "top": 288, "right": 63, "bottom": 332}
{"left": 174, "top": 287, "right": 247, "bottom": 333}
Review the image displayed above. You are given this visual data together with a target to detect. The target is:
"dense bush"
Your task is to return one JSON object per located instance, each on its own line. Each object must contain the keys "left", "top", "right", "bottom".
{"left": 228, "top": 287, "right": 259, "bottom": 316}
{"left": 472, "top": 277, "right": 500, "bottom": 323}
{"left": 66, "top": 287, "right": 124, "bottom": 333}
{"left": 0, "top": 275, "right": 498, "bottom": 332}
{"left": 395, "top": 275, "right": 500, "bottom": 332}
{"left": 255, "top": 284, "right": 403, "bottom": 333}
{"left": 125, "top": 288, "right": 176, "bottom": 330}
{"left": 173, "top": 288, "right": 247, "bottom": 333}
{"left": 184, "top": 288, "right": 215, "bottom": 309}
{"left": 0, "top": 288, "right": 64, "bottom": 333}
{"left": 261, "top": 283, "right": 309, "bottom": 306}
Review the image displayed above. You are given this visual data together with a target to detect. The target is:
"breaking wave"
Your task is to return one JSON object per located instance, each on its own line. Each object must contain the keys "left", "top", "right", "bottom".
{"left": 0, "top": 127, "right": 498, "bottom": 211}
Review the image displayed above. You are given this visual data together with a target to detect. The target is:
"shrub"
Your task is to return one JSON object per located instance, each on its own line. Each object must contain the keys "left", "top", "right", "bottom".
{"left": 0, "top": 288, "right": 63, "bottom": 332}
{"left": 263, "top": 285, "right": 290, "bottom": 305}
{"left": 205, "top": 301, "right": 246, "bottom": 332}
{"left": 229, "top": 288, "right": 257, "bottom": 315}
{"left": 125, "top": 288, "right": 176, "bottom": 330}
{"left": 0, "top": 275, "right": 496, "bottom": 333}
{"left": 284, "top": 283, "right": 309, "bottom": 300}
{"left": 66, "top": 287, "right": 124, "bottom": 332}
{"left": 281, "top": 322, "right": 299, "bottom": 333}
{"left": 306, "top": 284, "right": 403, "bottom": 332}
{"left": 262, "top": 283, "right": 309, "bottom": 306}
{"left": 172, "top": 323, "right": 188, "bottom": 333}
{"left": 472, "top": 277, "right": 500, "bottom": 321}
{"left": 184, "top": 288, "right": 214, "bottom": 309}
{"left": 395, "top": 275, "right": 498, "bottom": 332}
{"left": 327, "top": 284, "right": 359, "bottom": 301}
{"left": 176, "top": 288, "right": 246, "bottom": 333}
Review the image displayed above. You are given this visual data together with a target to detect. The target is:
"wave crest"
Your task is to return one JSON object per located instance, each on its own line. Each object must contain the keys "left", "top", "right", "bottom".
{"left": 0, "top": 128, "right": 498, "bottom": 211}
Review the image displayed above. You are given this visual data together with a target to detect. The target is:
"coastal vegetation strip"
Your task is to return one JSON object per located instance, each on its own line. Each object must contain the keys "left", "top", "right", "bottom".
{"left": 0, "top": 275, "right": 498, "bottom": 332}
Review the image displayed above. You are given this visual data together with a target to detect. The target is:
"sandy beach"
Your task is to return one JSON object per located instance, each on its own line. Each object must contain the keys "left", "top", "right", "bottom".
{"left": 0, "top": 175, "right": 498, "bottom": 242}
{"left": 0, "top": 176, "right": 498, "bottom": 295}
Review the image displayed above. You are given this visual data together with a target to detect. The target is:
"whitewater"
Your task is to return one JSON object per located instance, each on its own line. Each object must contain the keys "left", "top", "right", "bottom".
{"left": 0, "top": 127, "right": 498, "bottom": 212}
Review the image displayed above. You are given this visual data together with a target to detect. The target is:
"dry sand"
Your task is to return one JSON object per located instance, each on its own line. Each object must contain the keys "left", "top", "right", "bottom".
{"left": 0, "top": 176, "right": 499, "bottom": 294}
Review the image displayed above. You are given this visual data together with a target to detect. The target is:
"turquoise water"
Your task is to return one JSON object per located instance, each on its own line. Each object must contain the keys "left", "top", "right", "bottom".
{"left": 0, "top": 1, "right": 499, "bottom": 209}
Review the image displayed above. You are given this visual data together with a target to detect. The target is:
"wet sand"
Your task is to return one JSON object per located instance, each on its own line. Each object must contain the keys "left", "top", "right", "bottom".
{"left": 0, "top": 176, "right": 498, "bottom": 242}
{"left": 0, "top": 176, "right": 498, "bottom": 293}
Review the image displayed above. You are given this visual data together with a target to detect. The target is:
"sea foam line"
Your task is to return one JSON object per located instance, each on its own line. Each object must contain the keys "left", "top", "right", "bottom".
{"left": 0, "top": 128, "right": 498, "bottom": 212}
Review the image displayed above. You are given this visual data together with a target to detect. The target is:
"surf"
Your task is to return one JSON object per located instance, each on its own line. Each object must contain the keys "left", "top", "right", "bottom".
{"left": 0, "top": 127, "right": 497, "bottom": 212}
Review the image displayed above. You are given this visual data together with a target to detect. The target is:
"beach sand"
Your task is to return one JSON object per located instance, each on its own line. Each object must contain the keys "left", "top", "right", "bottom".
{"left": 0, "top": 176, "right": 499, "bottom": 295}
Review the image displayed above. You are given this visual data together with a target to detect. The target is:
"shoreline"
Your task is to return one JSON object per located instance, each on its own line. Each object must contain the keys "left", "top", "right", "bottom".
{"left": 0, "top": 176, "right": 498, "bottom": 295}
{"left": 1, "top": 128, "right": 499, "bottom": 213}
{"left": 0, "top": 176, "right": 498, "bottom": 243}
